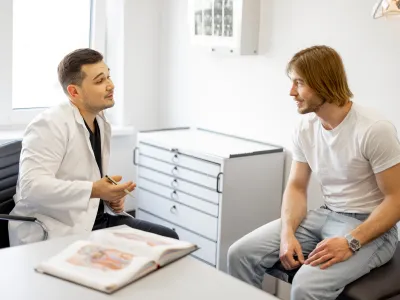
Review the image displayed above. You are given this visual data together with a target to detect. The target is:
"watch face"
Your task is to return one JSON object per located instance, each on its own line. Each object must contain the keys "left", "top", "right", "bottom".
{"left": 350, "top": 239, "right": 361, "bottom": 251}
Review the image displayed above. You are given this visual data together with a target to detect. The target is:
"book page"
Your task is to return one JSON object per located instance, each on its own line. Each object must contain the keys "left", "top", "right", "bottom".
{"left": 36, "top": 240, "right": 156, "bottom": 293}
{"left": 91, "top": 226, "right": 197, "bottom": 263}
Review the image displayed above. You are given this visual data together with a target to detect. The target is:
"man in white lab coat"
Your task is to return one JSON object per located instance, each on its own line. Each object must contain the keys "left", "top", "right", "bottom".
{"left": 9, "top": 48, "right": 178, "bottom": 246}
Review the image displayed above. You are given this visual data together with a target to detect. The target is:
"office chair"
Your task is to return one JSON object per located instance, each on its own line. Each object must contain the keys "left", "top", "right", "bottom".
{"left": 271, "top": 244, "right": 400, "bottom": 299}
{"left": 0, "top": 140, "right": 47, "bottom": 249}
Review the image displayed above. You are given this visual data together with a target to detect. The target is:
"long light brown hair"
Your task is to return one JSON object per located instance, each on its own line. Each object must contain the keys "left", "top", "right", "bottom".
{"left": 286, "top": 45, "right": 353, "bottom": 106}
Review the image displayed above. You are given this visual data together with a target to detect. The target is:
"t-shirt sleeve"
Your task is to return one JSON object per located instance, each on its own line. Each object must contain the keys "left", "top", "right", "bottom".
{"left": 362, "top": 120, "right": 400, "bottom": 174}
{"left": 291, "top": 127, "right": 307, "bottom": 163}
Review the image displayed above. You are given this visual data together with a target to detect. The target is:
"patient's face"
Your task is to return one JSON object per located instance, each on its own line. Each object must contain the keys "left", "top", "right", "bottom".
{"left": 289, "top": 70, "right": 324, "bottom": 114}
{"left": 69, "top": 61, "right": 115, "bottom": 113}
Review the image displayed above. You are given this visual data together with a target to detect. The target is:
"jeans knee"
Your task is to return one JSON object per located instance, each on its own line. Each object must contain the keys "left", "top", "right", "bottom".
{"left": 227, "top": 238, "right": 254, "bottom": 272}
{"left": 291, "top": 274, "right": 316, "bottom": 300}
{"left": 227, "top": 238, "right": 269, "bottom": 288}
{"left": 227, "top": 240, "right": 244, "bottom": 266}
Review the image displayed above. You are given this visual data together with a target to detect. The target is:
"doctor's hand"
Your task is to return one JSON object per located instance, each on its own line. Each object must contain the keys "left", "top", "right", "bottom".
{"left": 91, "top": 175, "right": 136, "bottom": 202}
{"left": 108, "top": 196, "right": 126, "bottom": 213}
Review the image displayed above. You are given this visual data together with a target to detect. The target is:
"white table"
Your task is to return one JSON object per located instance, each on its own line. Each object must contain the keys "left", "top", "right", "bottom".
{"left": 2, "top": 232, "right": 278, "bottom": 300}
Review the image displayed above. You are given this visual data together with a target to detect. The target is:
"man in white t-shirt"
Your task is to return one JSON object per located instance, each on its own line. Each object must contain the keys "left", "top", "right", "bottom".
{"left": 227, "top": 45, "right": 400, "bottom": 300}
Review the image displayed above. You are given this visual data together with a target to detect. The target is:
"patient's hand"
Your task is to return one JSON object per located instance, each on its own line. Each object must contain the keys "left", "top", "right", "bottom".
{"left": 279, "top": 233, "right": 305, "bottom": 270}
{"left": 109, "top": 196, "right": 125, "bottom": 213}
{"left": 305, "top": 237, "right": 353, "bottom": 269}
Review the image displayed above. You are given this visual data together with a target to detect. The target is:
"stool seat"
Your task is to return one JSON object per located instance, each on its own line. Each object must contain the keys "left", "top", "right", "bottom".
{"left": 271, "top": 245, "right": 400, "bottom": 300}
{"left": 338, "top": 245, "right": 400, "bottom": 300}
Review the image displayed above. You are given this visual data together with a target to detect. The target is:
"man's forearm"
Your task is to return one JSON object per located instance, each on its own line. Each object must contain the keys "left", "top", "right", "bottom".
{"left": 351, "top": 195, "right": 400, "bottom": 246}
{"left": 281, "top": 186, "right": 308, "bottom": 236}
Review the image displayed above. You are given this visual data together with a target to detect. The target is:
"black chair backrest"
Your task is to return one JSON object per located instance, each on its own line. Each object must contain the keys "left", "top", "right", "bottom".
{"left": 0, "top": 140, "right": 22, "bottom": 248}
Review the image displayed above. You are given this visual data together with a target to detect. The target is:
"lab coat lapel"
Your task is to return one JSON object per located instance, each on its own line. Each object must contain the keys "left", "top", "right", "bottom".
{"left": 70, "top": 103, "right": 101, "bottom": 179}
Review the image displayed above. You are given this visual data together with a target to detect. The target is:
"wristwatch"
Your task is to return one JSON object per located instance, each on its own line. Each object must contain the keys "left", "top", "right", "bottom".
{"left": 345, "top": 233, "right": 361, "bottom": 252}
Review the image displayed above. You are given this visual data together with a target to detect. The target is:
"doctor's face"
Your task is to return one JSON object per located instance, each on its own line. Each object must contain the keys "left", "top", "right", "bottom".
{"left": 70, "top": 61, "right": 115, "bottom": 113}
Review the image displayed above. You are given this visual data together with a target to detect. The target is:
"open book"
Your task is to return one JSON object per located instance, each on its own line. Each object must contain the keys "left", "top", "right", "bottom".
{"left": 35, "top": 226, "right": 198, "bottom": 293}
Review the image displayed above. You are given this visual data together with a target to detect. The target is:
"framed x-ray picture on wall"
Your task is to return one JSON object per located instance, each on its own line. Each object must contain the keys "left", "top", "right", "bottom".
{"left": 188, "top": 0, "right": 260, "bottom": 55}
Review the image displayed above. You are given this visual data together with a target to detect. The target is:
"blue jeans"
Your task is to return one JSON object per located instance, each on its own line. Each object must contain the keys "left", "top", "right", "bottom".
{"left": 227, "top": 207, "right": 398, "bottom": 300}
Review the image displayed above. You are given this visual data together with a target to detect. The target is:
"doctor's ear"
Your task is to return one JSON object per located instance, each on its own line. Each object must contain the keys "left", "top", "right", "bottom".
{"left": 67, "top": 85, "right": 81, "bottom": 99}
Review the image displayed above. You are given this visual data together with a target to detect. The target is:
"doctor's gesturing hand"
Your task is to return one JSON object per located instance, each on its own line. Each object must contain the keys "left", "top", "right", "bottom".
{"left": 91, "top": 175, "right": 136, "bottom": 205}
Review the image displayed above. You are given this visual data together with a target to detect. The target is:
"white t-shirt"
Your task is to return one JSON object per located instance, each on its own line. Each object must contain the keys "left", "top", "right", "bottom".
{"left": 292, "top": 102, "right": 400, "bottom": 213}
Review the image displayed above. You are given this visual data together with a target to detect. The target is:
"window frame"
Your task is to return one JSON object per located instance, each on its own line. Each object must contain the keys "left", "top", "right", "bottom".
{"left": 0, "top": 0, "right": 107, "bottom": 127}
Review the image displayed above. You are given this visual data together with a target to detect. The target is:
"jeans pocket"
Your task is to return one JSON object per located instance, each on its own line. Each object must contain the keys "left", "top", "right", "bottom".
{"left": 368, "top": 226, "right": 398, "bottom": 269}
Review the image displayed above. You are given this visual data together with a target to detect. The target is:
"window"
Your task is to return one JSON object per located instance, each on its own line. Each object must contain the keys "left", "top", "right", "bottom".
{"left": 0, "top": 0, "right": 106, "bottom": 126}
{"left": 12, "top": 0, "right": 92, "bottom": 109}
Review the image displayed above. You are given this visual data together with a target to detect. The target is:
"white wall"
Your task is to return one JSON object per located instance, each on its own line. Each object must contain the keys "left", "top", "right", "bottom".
{"left": 121, "top": 0, "right": 164, "bottom": 209}
{"left": 157, "top": 0, "right": 400, "bottom": 210}
{"left": 122, "top": 0, "right": 162, "bottom": 131}
{"left": 107, "top": 0, "right": 163, "bottom": 210}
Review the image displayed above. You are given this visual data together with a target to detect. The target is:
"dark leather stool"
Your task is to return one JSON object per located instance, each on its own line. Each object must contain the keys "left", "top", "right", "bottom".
{"left": 272, "top": 245, "right": 400, "bottom": 300}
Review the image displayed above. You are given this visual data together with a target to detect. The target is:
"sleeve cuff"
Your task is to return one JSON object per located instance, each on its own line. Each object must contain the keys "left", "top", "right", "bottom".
{"left": 372, "top": 155, "right": 400, "bottom": 174}
{"left": 292, "top": 156, "right": 308, "bottom": 163}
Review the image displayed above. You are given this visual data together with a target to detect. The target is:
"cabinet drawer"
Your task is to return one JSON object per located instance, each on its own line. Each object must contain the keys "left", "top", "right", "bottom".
{"left": 139, "top": 143, "right": 221, "bottom": 177}
{"left": 138, "top": 189, "right": 218, "bottom": 241}
{"left": 137, "top": 210, "right": 217, "bottom": 266}
{"left": 138, "top": 155, "right": 219, "bottom": 191}
{"left": 138, "top": 167, "right": 219, "bottom": 205}
{"left": 138, "top": 177, "right": 219, "bottom": 217}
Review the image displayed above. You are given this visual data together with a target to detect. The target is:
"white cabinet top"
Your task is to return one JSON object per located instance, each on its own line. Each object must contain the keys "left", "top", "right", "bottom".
{"left": 138, "top": 127, "right": 283, "bottom": 160}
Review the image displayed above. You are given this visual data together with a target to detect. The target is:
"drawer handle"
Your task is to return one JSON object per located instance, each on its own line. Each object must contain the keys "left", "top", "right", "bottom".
{"left": 171, "top": 179, "right": 178, "bottom": 188}
{"left": 216, "top": 172, "right": 223, "bottom": 193}
{"left": 170, "top": 205, "right": 177, "bottom": 214}
{"left": 171, "top": 166, "right": 179, "bottom": 176}
{"left": 172, "top": 154, "right": 179, "bottom": 163}
{"left": 133, "top": 147, "right": 139, "bottom": 166}
{"left": 171, "top": 191, "right": 178, "bottom": 200}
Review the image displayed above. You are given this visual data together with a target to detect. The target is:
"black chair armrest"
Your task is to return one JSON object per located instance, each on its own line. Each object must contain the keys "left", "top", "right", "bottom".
{"left": 0, "top": 214, "right": 37, "bottom": 222}
{"left": 0, "top": 214, "right": 48, "bottom": 241}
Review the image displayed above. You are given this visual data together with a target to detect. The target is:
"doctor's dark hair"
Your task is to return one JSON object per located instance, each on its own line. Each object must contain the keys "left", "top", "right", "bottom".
{"left": 57, "top": 48, "right": 103, "bottom": 94}
{"left": 286, "top": 45, "right": 353, "bottom": 107}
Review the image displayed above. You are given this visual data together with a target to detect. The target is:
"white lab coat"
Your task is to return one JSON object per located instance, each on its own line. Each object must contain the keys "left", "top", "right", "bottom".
{"left": 9, "top": 101, "right": 112, "bottom": 246}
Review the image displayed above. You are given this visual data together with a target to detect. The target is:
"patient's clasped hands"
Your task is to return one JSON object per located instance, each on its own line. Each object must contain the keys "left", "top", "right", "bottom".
{"left": 280, "top": 234, "right": 353, "bottom": 271}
